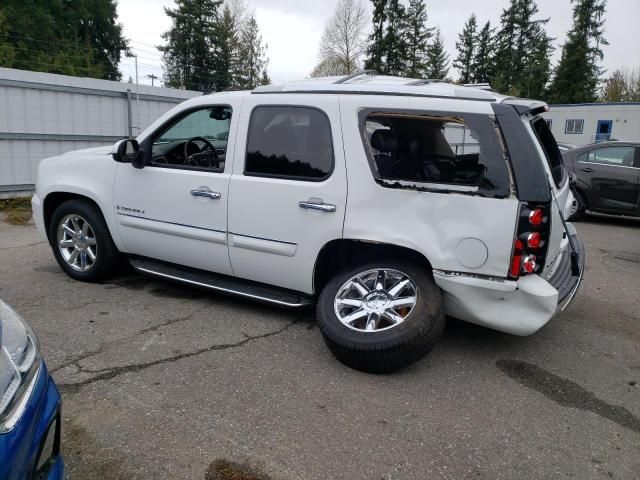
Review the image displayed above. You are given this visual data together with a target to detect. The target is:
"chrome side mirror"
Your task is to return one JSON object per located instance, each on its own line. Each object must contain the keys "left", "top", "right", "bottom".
{"left": 112, "top": 139, "right": 143, "bottom": 168}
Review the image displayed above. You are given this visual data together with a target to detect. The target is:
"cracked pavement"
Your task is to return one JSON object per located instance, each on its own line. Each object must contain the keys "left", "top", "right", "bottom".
{"left": 1, "top": 214, "right": 639, "bottom": 479}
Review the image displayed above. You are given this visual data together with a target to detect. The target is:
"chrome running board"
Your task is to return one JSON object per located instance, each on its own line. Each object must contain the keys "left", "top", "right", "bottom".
{"left": 129, "top": 257, "right": 313, "bottom": 308}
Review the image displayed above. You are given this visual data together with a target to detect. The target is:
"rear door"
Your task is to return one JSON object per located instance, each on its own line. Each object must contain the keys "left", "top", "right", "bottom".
{"left": 576, "top": 145, "right": 639, "bottom": 213}
{"left": 227, "top": 95, "right": 347, "bottom": 294}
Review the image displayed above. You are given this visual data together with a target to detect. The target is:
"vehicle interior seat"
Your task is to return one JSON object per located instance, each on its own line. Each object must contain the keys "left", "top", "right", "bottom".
{"left": 370, "top": 129, "right": 397, "bottom": 178}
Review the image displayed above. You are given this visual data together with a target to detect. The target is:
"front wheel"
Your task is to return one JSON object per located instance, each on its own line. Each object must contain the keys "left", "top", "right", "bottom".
{"left": 49, "top": 199, "right": 120, "bottom": 282}
{"left": 317, "top": 260, "right": 445, "bottom": 373}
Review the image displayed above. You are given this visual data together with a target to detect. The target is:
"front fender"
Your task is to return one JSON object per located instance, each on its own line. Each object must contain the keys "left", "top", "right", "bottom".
{"left": 36, "top": 153, "right": 125, "bottom": 251}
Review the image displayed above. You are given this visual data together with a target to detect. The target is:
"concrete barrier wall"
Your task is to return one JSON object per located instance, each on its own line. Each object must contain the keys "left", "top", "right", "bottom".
{"left": 0, "top": 67, "right": 201, "bottom": 192}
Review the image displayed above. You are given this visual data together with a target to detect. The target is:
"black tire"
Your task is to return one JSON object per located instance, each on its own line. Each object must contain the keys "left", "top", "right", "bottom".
{"left": 317, "top": 260, "right": 445, "bottom": 373}
{"left": 49, "top": 199, "right": 120, "bottom": 282}
{"left": 568, "top": 188, "right": 587, "bottom": 222}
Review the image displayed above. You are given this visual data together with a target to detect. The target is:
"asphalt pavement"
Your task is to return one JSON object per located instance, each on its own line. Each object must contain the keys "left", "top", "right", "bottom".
{"left": 0, "top": 214, "right": 638, "bottom": 479}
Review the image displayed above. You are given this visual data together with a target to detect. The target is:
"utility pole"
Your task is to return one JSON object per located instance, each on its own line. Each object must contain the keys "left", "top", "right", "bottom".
{"left": 146, "top": 74, "right": 159, "bottom": 86}
{"left": 134, "top": 54, "right": 140, "bottom": 137}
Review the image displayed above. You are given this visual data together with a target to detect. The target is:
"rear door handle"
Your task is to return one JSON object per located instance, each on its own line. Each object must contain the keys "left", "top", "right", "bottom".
{"left": 580, "top": 167, "right": 595, "bottom": 173}
{"left": 191, "top": 188, "right": 221, "bottom": 200}
{"left": 299, "top": 200, "right": 336, "bottom": 213}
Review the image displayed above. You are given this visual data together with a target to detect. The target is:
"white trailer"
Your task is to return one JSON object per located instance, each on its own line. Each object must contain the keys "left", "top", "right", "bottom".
{"left": 541, "top": 102, "right": 640, "bottom": 146}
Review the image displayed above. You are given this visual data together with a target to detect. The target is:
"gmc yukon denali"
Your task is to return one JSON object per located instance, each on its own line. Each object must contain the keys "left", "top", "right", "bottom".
{"left": 32, "top": 73, "right": 585, "bottom": 372}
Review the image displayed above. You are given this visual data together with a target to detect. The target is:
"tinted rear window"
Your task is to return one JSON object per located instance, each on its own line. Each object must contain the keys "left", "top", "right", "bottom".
{"left": 245, "top": 106, "right": 334, "bottom": 181}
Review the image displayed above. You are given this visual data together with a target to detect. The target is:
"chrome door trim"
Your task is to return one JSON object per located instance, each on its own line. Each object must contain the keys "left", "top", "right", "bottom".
{"left": 576, "top": 161, "right": 638, "bottom": 170}
{"left": 117, "top": 213, "right": 227, "bottom": 245}
{"left": 229, "top": 232, "right": 297, "bottom": 257}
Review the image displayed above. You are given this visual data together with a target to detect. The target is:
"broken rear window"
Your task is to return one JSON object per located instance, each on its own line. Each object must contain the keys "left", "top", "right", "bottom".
{"left": 359, "top": 110, "right": 512, "bottom": 197}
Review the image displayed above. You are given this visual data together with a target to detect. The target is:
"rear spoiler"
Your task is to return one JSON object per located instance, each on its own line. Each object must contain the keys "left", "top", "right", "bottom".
{"left": 501, "top": 98, "right": 549, "bottom": 116}
{"left": 492, "top": 103, "right": 552, "bottom": 203}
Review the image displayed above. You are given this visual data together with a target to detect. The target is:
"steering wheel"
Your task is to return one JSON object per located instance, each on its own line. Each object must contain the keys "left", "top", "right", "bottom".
{"left": 184, "top": 137, "right": 218, "bottom": 168}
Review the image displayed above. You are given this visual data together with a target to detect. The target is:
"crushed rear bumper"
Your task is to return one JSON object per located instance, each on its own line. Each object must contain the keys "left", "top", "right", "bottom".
{"left": 433, "top": 231, "right": 585, "bottom": 336}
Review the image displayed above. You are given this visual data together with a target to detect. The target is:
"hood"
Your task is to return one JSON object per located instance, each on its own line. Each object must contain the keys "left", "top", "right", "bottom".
{"left": 65, "top": 145, "right": 113, "bottom": 156}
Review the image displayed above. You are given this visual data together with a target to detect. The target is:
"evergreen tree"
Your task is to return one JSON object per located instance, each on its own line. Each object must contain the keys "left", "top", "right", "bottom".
{"left": 472, "top": 21, "right": 495, "bottom": 83}
{"left": 453, "top": 13, "right": 477, "bottom": 84}
{"left": 160, "top": 0, "right": 222, "bottom": 92}
{"left": 492, "top": 0, "right": 552, "bottom": 97}
{"left": 424, "top": 28, "right": 449, "bottom": 80}
{"left": 214, "top": 5, "right": 236, "bottom": 91}
{"left": 492, "top": 1, "right": 518, "bottom": 93}
{"left": 235, "top": 15, "right": 269, "bottom": 89}
{"left": 383, "top": 0, "right": 407, "bottom": 75}
{"left": 520, "top": 26, "right": 553, "bottom": 99}
{"left": 364, "top": 0, "right": 406, "bottom": 75}
{"left": 364, "top": 0, "right": 388, "bottom": 71}
{"left": 0, "top": 0, "right": 128, "bottom": 80}
{"left": 547, "top": 0, "right": 607, "bottom": 104}
{"left": 403, "top": 0, "right": 433, "bottom": 78}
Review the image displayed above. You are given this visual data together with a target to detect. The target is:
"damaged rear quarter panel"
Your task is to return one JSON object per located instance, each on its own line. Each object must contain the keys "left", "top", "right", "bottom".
{"left": 339, "top": 95, "right": 519, "bottom": 277}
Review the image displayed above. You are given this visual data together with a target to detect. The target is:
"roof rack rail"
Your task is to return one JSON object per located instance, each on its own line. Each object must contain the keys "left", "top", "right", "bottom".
{"left": 405, "top": 79, "right": 446, "bottom": 86}
{"left": 334, "top": 70, "right": 379, "bottom": 84}
{"left": 462, "top": 83, "right": 493, "bottom": 91}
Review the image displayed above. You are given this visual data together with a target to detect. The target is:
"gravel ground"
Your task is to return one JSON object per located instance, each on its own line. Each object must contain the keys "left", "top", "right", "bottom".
{"left": 0, "top": 213, "right": 638, "bottom": 480}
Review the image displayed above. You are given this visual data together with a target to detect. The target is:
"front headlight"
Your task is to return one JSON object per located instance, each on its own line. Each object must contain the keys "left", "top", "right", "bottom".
{"left": 0, "top": 300, "right": 40, "bottom": 431}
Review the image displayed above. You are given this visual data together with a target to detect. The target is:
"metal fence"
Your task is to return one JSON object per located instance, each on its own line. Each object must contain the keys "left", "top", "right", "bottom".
{"left": 0, "top": 67, "right": 201, "bottom": 194}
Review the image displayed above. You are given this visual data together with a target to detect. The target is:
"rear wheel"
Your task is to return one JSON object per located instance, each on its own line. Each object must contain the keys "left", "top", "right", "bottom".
{"left": 49, "top": 199, "right": 120, "bottom": 282}
{"left": 317, "top": 260, "right": 445, "bottom": 373}
{"left": 568, "top": 188, "right": 587, "bottom": 221}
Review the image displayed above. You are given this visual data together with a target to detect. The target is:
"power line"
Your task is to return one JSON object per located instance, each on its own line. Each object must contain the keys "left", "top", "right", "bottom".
{"left": 1, "top": 33, "right": 162, "bottom": 60}
{"left": 2, "top": 58, "right": 101, "bottom": 73}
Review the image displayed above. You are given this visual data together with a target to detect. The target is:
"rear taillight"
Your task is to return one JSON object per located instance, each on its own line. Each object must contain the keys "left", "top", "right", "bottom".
{"left": 526, "top": 232, "right": 541, "bottom": 249}
{"left": 529, "top": 208, "right": 544, "bottom": 226}
{"left": 509, "top": 204, "right": 551, "bottom": 279}
{"left": 522, "top": 255, "right": 537, "bottom": 273}
{"left": 510, "top": 239, "right": 525, "bottom": 278}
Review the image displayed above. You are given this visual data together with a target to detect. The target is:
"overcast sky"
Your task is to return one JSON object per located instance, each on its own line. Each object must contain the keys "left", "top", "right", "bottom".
{"left": 117, "top": 0, "right": 640, "bottom": 87}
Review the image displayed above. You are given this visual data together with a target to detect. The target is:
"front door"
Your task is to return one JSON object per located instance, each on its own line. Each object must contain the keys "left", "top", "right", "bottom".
{"left": 114, "top": 101, "right": 241, "bottom": 275}
{"left": 576, "top": 145, "right": 639, "bottom": 213}
{"left": 595, "top": 120, "right": 613, "bottom": 142}
{"left": 227, "top": 96, "right": 347, "bottom": 294}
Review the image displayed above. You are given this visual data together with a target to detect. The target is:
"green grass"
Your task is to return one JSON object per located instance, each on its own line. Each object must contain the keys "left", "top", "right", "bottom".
{"left": 0, "top": 197, "right": 32, "bottom": 225}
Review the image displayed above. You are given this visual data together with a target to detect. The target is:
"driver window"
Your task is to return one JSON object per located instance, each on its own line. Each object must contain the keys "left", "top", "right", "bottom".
{"left": 150, "top": 106, "right": 232, "bottom": 172}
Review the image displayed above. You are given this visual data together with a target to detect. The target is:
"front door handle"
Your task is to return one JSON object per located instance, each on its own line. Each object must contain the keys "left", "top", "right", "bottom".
{"left": 191, "top": 188, "right": 221, "bottom": 200}
{"left": 580, "top": 167, "right": 595, "bottom": 173}
{"left": 299, "top": 200, "right": 336, "bottom": 213}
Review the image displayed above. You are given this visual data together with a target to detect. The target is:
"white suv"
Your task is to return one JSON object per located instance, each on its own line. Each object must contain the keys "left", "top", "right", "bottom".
{"left": 32, "top": 73, "right": 584, "bottom": 372}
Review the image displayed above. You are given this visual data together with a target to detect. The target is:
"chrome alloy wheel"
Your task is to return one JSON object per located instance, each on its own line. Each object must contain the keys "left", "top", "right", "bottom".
{"left": 56, "top": 214, "right": 97, "bottom": 272}
{"left": 569, "top": 198, "right": 579, "bottom": 217}
{"left": 334, "top": 269, "right": 417, "bottom": 332}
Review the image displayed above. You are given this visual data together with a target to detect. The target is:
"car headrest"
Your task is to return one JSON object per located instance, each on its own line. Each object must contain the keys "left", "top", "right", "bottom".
{"left": 371, "top": 130, "right": 397, "bottom": 153}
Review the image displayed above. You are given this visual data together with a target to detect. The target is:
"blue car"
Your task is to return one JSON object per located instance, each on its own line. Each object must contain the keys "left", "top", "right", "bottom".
{"left": 0, "top": 300, "right": 64, "bottom": 479}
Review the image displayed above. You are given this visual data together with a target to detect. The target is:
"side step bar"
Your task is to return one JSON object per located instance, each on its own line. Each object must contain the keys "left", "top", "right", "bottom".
{"left": 129, "top": 257, "right": 314, "bottom": 308}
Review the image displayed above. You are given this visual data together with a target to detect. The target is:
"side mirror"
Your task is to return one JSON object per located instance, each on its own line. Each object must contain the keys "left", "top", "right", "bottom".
{"left": 112, "top": 139, "right": 144, "bottom": 168}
